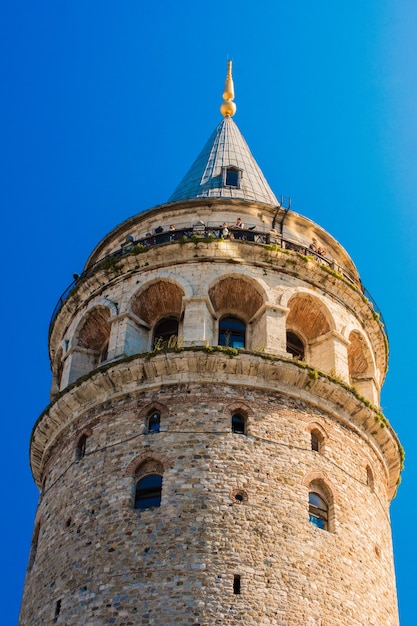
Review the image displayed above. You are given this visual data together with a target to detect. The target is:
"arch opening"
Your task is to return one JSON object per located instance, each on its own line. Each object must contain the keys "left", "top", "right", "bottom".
{"left": 153, "top": 317, "right": 179, "bottom": 349}
{"left": 286, "top": 330, "right": 305, "bottom": 360}
{"left": 219, "top": 316, "right": 246, "bottom": 349}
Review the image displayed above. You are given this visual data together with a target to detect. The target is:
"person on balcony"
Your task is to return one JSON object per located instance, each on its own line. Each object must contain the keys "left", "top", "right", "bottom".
{"left": 221, "top": 222, "right": 230, "bottom": 238}
{"left": 309, "top": 238, "right": 318, "bottom": 252}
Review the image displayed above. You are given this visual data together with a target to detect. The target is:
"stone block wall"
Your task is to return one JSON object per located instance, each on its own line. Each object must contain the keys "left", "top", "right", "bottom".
{"left": 20, "top": 381, "right": 398, "bottom": 625}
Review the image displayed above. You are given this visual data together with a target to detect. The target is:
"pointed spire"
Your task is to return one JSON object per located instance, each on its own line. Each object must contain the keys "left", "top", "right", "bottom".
{"left": 168, "top": 62, "right": 278, "bottom": 206}
{"left": 220, "top": 60, "right": 236, "bottom": 118}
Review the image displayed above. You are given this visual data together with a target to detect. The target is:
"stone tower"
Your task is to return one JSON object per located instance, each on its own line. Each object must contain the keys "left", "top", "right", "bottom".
{"left": 20, "top": 63, "right": 402, "bottom": 626}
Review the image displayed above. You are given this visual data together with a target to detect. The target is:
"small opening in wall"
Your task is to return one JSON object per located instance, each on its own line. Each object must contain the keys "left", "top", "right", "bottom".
{"left": 65, "top": 517, "right": 72, "bottom": 528}
{"left": 286, "top": 331, "right": 305, "bottom": 360}
{"left": 75, "top": 434, "right": 88, "bottom": 461}
{"left": 230, "top": 488, "right": 248, "bottom": 505}
{"left": 233, "top": 574, "right": 241, "bottom": 594}
{"left": 231, "top": 413, "right": 246, "bottom": 435}
{"left": 54, "top": 599, "right": 62, "bottom": 621}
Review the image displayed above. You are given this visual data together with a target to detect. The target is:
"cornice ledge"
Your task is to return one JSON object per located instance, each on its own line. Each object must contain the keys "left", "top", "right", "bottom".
{"left": 30, "top": 349, "right": 402, "bottom": 496}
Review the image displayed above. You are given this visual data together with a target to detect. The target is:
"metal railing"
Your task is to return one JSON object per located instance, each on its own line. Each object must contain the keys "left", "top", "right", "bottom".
{"left": 49, "top": 224, "right": 386, "bottom": 339}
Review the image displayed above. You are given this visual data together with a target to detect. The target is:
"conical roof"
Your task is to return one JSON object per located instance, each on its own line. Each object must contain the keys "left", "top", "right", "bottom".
{"left": 168, "top": 115, "right": 278, "bottom": 205}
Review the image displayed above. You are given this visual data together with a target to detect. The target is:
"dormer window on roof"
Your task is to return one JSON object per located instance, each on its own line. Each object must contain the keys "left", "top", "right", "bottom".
{"left": 223, "top": 166, "right": 241, "bottom": 188}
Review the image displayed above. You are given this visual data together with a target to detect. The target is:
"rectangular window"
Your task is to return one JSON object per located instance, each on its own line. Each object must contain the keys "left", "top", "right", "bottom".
{"left": 222, "top": 166, "right": 241, "bottom": 188}
{"left": 233, "top": 574, "right": 241, "bottom": 594}
{"left": 226, "top": 169, "right": 239, "bottom": 186}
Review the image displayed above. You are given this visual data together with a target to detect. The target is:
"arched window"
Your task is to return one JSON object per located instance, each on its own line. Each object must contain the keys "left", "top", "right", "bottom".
{"left": 135, "top": 474, "right": 163, "bottom": 510}
{"left": 308, "top": 425, "right": 326, "bottom": 455}
{"left": 148, "top": 411, "right": 161, "bottom": 433}
{"left": 286, "top": 331, "right": 305, "bottom": 360}
{"left": 308, "top": 492, "right": 328, "bottom": 530}
{"left": 311, "top": 432, "right": 319, "bottom": 452}
{"left": 219, "top": 317, "right": 246, "bottom": 349}
{"left": 366, "top": 465, "right": 375, "bottom": 492}
{"left": 28, "top": 522, "right": 40, "bottom": 570}
{"left": 54, "top": 347, "right": 64, "bottom": 390}
{"left": 153, "top": 317, "right": 179, "bottom": 349}
{"left": 231, "top": 413, "right": 246, "bottom": 434}
{"left": 75, "top": 434, "right": 88, "bottom": 461}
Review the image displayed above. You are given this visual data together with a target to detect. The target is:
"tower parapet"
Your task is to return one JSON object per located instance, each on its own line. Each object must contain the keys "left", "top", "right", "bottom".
{"left": 20, "top": 63, "right": 402, "bottom": 626}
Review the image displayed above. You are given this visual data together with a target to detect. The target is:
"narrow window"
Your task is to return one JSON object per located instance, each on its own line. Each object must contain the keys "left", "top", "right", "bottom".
{"left": 28, "top": 523, "right": 40, "bottom": 571}
{"left": 308, "top": 492, "right": 328, "bottom": 530}
{"left": 233, "top": 574, "right": 241, "bottom": 594}
{"left": 231, "top": 413, "right": 245, "bottom": 435}
{"left": 75, "top": 434, "right": 88, "bottom": 461}
{"left": 366, "top": 465, "right": 374, "bottom": 492}
{"left": 153, "top": 317, "right": 179, "bottom": 349}
{"left": 54, "top": 599, "right": 62, "bottom": 621}
{"left": 100, "top": 339, "right": 109, "bottom": 363}
{"left": 148, "top": 411, "right": 161, "bottom": 433}
{"left": 56, "top": 358, "right": 64, "bottom": 388}
{"left": 311, "top": 432, "right": 319, "bottom": 452}
{"left": 219, "top": 317, "right": 246, "bottom": 349}
{"left": 135, "top": 474, "right": 162, "bottom": 510}
{"left": 286, "top": 331, "right": 305, "bottom": 360}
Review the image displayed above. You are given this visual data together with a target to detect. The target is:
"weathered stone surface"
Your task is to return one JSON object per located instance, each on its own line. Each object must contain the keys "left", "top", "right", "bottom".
{"left": 21, "top": 382, "right": 399, "bottom": 625}
{"left": 21, "top": 200, "right": 400, "bottom": 625}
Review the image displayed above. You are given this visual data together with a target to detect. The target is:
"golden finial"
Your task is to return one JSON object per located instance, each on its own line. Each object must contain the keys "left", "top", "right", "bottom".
{"left": 220, "top": 60, "right": 236, "bottom": 117}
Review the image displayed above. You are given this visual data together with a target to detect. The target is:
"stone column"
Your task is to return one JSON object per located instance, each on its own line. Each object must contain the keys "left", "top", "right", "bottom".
{"left": 250, "top": 304, "right": 289, "bottom": 355}
{"left": 351, "top": 375, "right": 379, "bottom": 405}
{"left": 107, "top": 312, "right": 151, "bottom": 359}
{"left": 309, "top": 330, "right": 350, "bottom": 381}
{"left": 181, "top": 297, "right": 215, "bottom": 347}
{"left": 65, "top": 347, "right": 99, "bottom": 385}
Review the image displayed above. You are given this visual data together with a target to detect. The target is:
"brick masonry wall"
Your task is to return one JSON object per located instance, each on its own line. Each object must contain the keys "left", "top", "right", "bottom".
{"left": 20, "top": 383, "right": 398, "bottom": 626}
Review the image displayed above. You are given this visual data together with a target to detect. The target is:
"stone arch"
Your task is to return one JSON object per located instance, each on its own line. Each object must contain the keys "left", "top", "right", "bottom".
{"left": 130, "top": 279, "right": 187, "bottom": 326}
{"left": 302, "top": 470, "right": 333, "bottom": 488}
{"left": 348, "top": 330, "right": 374, "bottom": 377}
{"left": 286, "top": 293, "right": 342, "bottom": 375}
{"left": 226, "top": 402, "right": 254, "bottom": 434}
{"left": 66, "top": 304, "right": 113, "bottom": 384}
{"left": 225, "top": 401, "right": 254, "bottom": 420}
{"left": 132, "top": 459, "right": 165, "bottom": 510}
{"left": 72, "top": 305, "right": 111, "bottom": 360}
{"left": 138, "top": 401, "right": 169, "bottom": 433}
{"left": 130, "top": 279, "right": 186, "bottom": 349}
{"left": 125, "top": 453, "right": 170, "bottom": 511}
{"left": 124, "top": 451, "right": 171, "bottom": 478}
{"left": 286, "top": 292, "right": 333, "bottom": 341}
{"left": 208, "top": 274, "right": 266, "bottom": 350}
{"left": 347, "top": 329, "right": 379, "bottom": 404}
{"left": 74, "top": 425, "right": 93, "bottom": 461}
{"left": 208, "top": 274, "right": 265, "bottom": 322}
{"left": 366, "top": 463, "right": 375, "bottom": 492}
{"left": 302, "top": 471, "right": 336, "bottom": 533}
{"left": 306, "top": 422, "right": 328, "bottom": 454}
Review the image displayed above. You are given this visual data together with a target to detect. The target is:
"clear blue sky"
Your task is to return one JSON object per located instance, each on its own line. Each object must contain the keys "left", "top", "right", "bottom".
{"left": 2, "top": 2, "right": 416, "bottom": 623}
